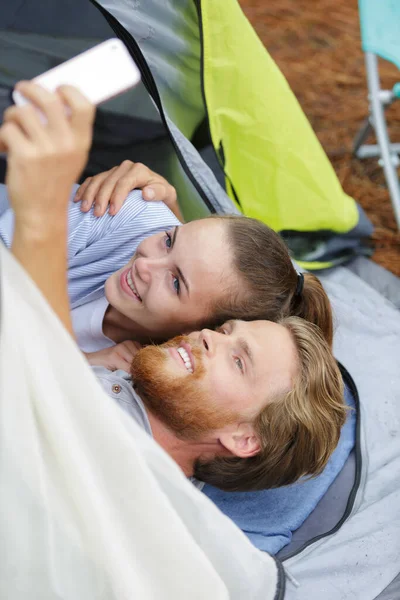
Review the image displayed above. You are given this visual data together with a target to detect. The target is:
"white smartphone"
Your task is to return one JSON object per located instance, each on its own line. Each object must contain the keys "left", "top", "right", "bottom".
{"left": 12, "top": 38, "right": 141, "bottom": 107}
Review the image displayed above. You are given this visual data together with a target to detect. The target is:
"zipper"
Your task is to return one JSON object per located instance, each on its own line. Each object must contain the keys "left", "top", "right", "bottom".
{"left": 273, "top": 556, "right": 286, "bottom": 600}
{"left": 89, "top": 0, "right": 216, "bottom": 214}
{"left": 193, "top": 0, "right": 243, "bottom": 211}
{"left": 282, "top": 362, "right": 362, "bottom": 562}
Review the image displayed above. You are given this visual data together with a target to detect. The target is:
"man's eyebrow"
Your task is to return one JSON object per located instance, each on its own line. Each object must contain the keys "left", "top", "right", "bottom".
{"left": 172, "top": 227, "right": 190, "bottom": 296}
{"left": 238, "top": 337, "right": 254, "bottom": 369}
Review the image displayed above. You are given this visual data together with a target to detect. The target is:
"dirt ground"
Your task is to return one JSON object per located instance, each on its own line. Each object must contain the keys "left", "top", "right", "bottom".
{"left": 238, "top": 0, "right": 400, "bottom": 277}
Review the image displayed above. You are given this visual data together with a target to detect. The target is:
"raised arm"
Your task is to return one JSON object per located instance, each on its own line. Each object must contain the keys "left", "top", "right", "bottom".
{"left": 0, "top": 82, "right": 95, "bottom": 335}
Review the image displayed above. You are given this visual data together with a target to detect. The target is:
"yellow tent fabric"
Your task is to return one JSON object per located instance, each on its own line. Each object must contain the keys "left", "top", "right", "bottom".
{"left": 200, "top": 0, "right": 358, "bottom": 234}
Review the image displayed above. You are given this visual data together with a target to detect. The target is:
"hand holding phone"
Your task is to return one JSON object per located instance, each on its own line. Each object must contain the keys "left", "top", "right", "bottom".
{"left": 1, "top": 81, "right": 96, "bottom": 227}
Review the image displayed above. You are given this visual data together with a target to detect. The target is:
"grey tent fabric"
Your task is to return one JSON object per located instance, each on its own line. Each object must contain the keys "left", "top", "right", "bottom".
{"left": 375, "top": 572, "right": 400, "bottom": 600}
{"left": 283, "top": 266, "right": 400, "bottom": 600}
{"left": 93, "top": 0, "right": 206, "bottom": 140}
{"left": 278, "top": 449, "right": 357, "bottom": 560}
{"left": 166, "top": 117, "right": 238, "bottom": 217}
{"left": 346, "top": 256, "right": 400, "bottom": 310}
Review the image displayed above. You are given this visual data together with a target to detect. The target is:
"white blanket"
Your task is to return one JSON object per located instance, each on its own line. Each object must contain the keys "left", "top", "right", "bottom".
{"left": 0, "top": 244, "right": 282, "bottom": 600}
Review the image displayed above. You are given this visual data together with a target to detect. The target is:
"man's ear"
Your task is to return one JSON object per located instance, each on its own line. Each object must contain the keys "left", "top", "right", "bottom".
{"left": 219, "top": 423, "right": 261, "bottom": 458}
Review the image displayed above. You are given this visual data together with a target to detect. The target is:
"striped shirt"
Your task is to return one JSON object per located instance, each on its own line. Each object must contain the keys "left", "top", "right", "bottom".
{"left": 0, "top": 183, "right": 180, "bottom": 308}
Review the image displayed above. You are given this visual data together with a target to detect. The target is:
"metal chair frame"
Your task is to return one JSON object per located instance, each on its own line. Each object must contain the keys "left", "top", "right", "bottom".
{"left": 354, "top": 50, "right": 400, "bottom": 228}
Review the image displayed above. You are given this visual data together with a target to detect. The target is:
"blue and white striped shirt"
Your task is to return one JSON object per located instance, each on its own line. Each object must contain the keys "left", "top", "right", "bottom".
{"left": 0, "top": 183, "right": 180, "bottom": 308}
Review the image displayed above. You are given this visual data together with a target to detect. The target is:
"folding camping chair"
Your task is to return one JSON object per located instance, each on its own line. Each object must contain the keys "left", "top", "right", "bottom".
{"left": 354, "top": 0, "right": 400, "bottom": 228}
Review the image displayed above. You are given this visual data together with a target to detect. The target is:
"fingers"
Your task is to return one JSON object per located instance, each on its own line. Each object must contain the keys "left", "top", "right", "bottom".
{"left": 57, "top": 85, "right": 96, "bottom": 163}
{"left": 3, "top": 103, "right": 48, "bottom": 145}
{"left": 9, "top": 82, "right": 95, "bottom": 161}
{"left": 109, "top": 162, "right": 175, "bottom": 215}
{"left": 75, "top": 169, "right": 115, "bottom": 212}
{"left": 74, "top": 176, "right": 94, "bottom": 202}
{"left": 74, "top": 160, "right": 176, "bottom": 217}
{"left": 113, "top": 341, "right": 141, "bottom": 371}
{"left": 13, "top": 82, "right": 95, "bottom": 141}
{"left": 56, "top": 84, "right": 95, "bottom": 148}
{"left": 117, "top": 340, "right": 142, "bottom": 361}
{"left": 123, "top": 340, "right": 142, "bottom": 353}
{"left": 0, "top": 121, "right": 32, "bottom": 155}
{"left": 75, "top": 161, "right": 132, "bottom": 216}
{"left": 94, "top": 161, "right": 134, "bottom": 216}
{"left": 142, "top": 182, "right": 173, "bottom": 204}
{"left": 13, "top": 81, "right": 66, "bottom": 132}
{"left": 85, "top": 340, "right": 141, "bottom": 371}
{"left": 108, "top": 162, "right": 155, "bottom": 215}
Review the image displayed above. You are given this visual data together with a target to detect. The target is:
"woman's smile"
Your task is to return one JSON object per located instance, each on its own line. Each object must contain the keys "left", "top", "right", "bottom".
{"left": 120, "top": 266, "right": 142, "bottom": 302}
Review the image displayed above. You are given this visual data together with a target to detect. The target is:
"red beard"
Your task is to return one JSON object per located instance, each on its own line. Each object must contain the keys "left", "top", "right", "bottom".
{"left": 130, "top": 336, "right": 238, "bottom": 440}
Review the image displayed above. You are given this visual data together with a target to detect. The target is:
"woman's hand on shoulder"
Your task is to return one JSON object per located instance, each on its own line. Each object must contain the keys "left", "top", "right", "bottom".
{"left": 85, "top": 340, "right": 142, "bottom": 373}
{"left": 74, "top": 160, "right": 183, "bottom": 221}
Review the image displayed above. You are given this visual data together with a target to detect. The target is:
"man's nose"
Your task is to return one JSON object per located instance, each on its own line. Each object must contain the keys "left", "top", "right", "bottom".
{"left": 134, "top": 256, "right": 164, "bottom": 284}
{"left": 199, "top": 328, "right": 227, "bottom": 355}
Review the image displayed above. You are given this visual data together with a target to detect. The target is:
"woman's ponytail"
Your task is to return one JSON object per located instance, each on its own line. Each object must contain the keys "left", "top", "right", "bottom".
{"left": 290, "top": 273, "right": 333, "bottom": 347}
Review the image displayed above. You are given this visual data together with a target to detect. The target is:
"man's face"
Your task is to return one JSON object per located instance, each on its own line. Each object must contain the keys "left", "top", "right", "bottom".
{"left": 130, "top": 320, "right": 299, "bottom": 442}
{"left": 104, "top": 219, "right": 236, "bottom": 340}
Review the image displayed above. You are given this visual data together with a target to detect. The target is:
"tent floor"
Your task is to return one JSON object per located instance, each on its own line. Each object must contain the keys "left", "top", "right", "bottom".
{"left": 346, "top": 256, "right": 400, "bottom": 310}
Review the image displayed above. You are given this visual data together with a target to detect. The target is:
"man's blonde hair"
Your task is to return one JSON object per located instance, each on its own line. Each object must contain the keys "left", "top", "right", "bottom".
{"left": 194, "top": 316, "right": 346, "bottom": 492}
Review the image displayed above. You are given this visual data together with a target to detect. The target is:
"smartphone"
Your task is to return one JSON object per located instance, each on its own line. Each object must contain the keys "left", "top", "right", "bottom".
{"left": 12, "top": 38, "right": 141, "bottom": 107}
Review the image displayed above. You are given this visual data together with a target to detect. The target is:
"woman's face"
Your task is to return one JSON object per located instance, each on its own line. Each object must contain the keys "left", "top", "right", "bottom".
{"left": 104, "top": 219, "right": 238, "bottom": 340}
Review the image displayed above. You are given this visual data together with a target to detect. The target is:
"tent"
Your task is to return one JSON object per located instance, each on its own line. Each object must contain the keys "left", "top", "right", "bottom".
{"left": 0, "top": 0, "right": 373, "bottom": 268}
{"left": 0, "top": 1, "right": 400, "bottom": 598}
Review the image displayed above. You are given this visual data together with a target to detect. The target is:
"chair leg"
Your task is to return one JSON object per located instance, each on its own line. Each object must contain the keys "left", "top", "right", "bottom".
{"left": 366, "top": 52, "right": 400, "bottom": 228}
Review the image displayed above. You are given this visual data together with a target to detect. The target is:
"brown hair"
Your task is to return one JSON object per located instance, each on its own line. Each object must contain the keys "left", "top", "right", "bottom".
{"left": 209, "top": 215, "right": 333, "bottom": 346}
{"left": 194, "top": 316, "right": 346, "bottom": 492}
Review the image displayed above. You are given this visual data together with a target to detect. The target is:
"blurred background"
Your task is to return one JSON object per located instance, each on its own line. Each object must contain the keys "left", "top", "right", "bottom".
{"left": 239, "top": 0, "right": 400, "bottom": 276}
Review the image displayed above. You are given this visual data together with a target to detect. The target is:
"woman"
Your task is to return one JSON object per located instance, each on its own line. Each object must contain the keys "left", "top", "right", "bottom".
{"left": 0, "top": 159, "right": 333, "bottom": 356}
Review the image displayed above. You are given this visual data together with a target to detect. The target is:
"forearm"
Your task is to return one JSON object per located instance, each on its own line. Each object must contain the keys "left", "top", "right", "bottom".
{"left": 11, "top": 213, "right": 74, "bottom": 337}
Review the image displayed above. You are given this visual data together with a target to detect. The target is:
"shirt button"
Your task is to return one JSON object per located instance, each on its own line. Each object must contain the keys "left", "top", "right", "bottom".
{"left": 112, "top": 384, "right": 122, "bottom": 394}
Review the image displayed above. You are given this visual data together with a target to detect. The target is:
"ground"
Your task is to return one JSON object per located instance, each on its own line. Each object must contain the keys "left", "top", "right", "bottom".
{"left": 238, "top": 0, "right": 400, "bottom": 276}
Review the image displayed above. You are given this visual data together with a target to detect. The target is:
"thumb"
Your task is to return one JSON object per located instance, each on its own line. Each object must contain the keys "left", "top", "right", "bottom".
{"left": 142, "top": 183, "right": 169, "bottom": 203}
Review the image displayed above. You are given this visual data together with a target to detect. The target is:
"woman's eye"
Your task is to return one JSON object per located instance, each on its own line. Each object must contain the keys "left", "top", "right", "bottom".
{"left": 235, "top": 357, "right": 244, "bottom": 372}
{"left": 165, "top": 232, "right": 172, "bottom": 249}
{"left": 173, "top": 276, "right": 180, "bottom": 295}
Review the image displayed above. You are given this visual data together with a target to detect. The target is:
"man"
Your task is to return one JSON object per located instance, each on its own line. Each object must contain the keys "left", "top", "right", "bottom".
{"left": 1, "top": 81, "right": 345, "bottom": 492}
{"left": 96, "top": 316, "right": 345, "bottom": 492}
